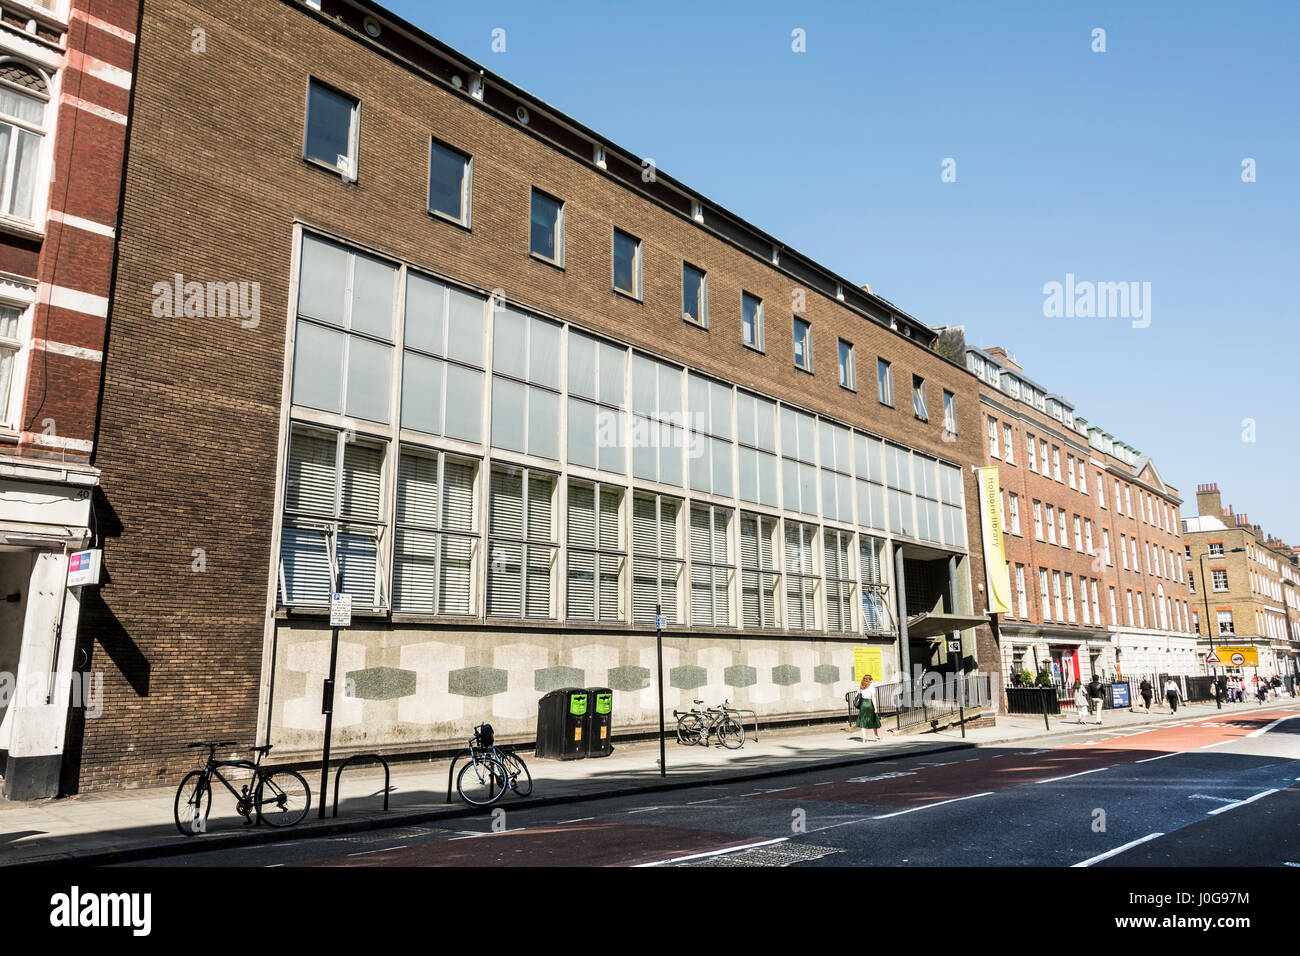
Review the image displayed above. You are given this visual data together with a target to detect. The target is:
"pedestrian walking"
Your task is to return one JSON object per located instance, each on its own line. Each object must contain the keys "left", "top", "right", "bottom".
{"left": 854, "top": 674, "right": 883, "bottom": 743}
{"left": 1072, "top": 680, "right": 1089, "bottom": 724}
{"left": 1139, "top": 676, "right": 1153, "bottom": 714}
{"left": 1214, "top": 674, "right": 1226, "bottom": 710}
{"left": 1165, "top": 677, "right": 1181, "bottom": 713}
{"left": 1087, "top": 674, "right": 1104, "bottom": 725}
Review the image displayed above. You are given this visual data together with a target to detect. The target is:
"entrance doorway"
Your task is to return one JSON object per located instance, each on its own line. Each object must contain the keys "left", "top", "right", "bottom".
{"left": 0, "top": 548, "right": 37, "bottom": 774}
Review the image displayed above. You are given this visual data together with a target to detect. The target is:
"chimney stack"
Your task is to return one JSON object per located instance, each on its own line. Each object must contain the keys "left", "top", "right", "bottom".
{"left": 1196, "top": 482, "right": 1222, "bottom": 519}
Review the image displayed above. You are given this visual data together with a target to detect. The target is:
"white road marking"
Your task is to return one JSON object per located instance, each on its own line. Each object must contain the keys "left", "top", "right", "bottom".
{"left": 346, "top": 845, "right": 407, "bottom": 856}
{"left": 625, "top": 806, "right": 661, "bottom": 814}
{"left": 1135, "top": 752, "right": 1179, "bottom": 763}
{"left": 1187, "top": 794, "right": 1236, "bottom": 803}
{"left": 685, "top": 798, "right": 721, "bottom": 805}
{"left": 635, "top": 837, "right": 789, "bottom": 867}
{"left": 557, "top": 817, "right": 594, "bottom": 824}
{"left": 1247, "top": 714, "right": 1300, "bottom": 738}
{"left": 1072, "top": 832, "right": 1164, "bottom": 867}
{"left": 872, "top": 791, "right": 995, "bottom": 819}
{"left": 1037, "top": 767, "right": 1109, "bottom": 784}
{"left": 1207, "top": 789, "right": 1279, "bottom": 816}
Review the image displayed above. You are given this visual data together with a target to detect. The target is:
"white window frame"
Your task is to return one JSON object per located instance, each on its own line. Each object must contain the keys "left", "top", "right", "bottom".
{"left": 304, "top": 77, "right": 360, "bottom": 181}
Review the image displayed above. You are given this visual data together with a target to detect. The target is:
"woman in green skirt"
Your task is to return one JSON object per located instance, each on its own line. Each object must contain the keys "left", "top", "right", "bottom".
{"left": 856, "top": 674, "right": 882, "bottom": 742}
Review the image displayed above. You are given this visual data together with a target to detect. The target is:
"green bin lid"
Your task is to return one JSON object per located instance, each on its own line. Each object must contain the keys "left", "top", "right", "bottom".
{"left": 594, "top": 693, "right": 612, "bottom": 714}
{"left": 568, "top": 692, "right": 588, "bottom": 716}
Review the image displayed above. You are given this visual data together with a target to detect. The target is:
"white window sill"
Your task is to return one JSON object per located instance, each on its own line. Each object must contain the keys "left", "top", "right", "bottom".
{"left": 0, "top": 216, "right": 45, "bottom": 242}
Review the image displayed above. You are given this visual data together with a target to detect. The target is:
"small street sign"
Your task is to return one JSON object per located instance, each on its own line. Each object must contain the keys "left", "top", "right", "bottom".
{"left": 1205, "top": 651, "right": 1221, "bottom": 664}
{"left": 655, "top": 614, "right": 664, "bottom": 630}
{"left": 330, "top": 592, "right": 352, "bottom": 627}
{"left": 948, "top": 640, "right": 962, "bottom": 654}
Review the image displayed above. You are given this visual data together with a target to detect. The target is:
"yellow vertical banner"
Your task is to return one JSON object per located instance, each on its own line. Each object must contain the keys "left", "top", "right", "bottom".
{"left": 978, "top": 466, "right": 1012, "bottom": 614}
{"left": 853, "top": 646, "right": 883, "bottom": 682}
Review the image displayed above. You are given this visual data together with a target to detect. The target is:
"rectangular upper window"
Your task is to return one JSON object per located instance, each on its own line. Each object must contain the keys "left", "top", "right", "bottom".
{"left": 613, "top": 228, "right": 641, "bottom": 298}
{"left": 304, "top": 79, "right": 359, "bottom": 180}
{"left": 877, "top": 358, "right": 893, "bottom": 406}
{"left": 942, "top": 390, "right": 957, "bottom": 434}
{"left": 0, "top": 302, "right": 24, "bottom": 426}
{"left": 912, "top": 374, "right": 928, "bottom": 421}
{"left": 742, "top": 292, "right": 763, "bottom": 350}
{"left": 792, "top": 317, "right": 812, "bottom": 371}
{"left": 529, "top": 188, "right": 564, "bottom": 265}
{"left": 682, "top": 262, "right": 707, "bottom": 327}
{"left": 837, "top": 339, "right": 855, "bottom": 390}
{"left": 428, "top": 138, "right": 471, "bottom": 225}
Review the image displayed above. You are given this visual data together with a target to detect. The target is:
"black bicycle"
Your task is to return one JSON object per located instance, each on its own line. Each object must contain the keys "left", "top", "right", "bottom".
{"left": 174, "top": 741, "right": 311, "bottom": 836}
{"left": 455, "top": 723, "right": 532, "bottom": 806}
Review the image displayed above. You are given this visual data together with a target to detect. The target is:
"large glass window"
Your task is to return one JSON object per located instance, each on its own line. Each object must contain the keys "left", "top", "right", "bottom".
{"left": 824, "top": 529, "right": 856, "bottom": 633}
{"left": 491, "top": 306, "right": 561, "bottom": 460}
{"left": 304, "top": 78, "right": 358, "bottom": 179}
{"left": 293, "top": 235, "right": 397, "bottom": 424}
{"left": 429, "top": 138, "right": 471, "bottom": 224}
{"left": 913, "top": 454, "right": 941, "bottom": 544}
{"left": 818, "top": 420, "right": 853, "bottom": 524}
{"left": 853, "top": 432, "right": 887, "bottom": 532}
{"left": 566, "top": 481, "right": 624, "bottom": 622}
{"left": 529, "top": 189, "right": 563, "bottom": 264}
{"left": 401, "top": 271, "right": 484, "bottom": 442}
{"left": 884, "top": 443, "right": 914, "bottom": 538}
{"left": 630, "top": 353, "right": 684, "bottom": 486}
{"left": 784, "top": 521, "right": 820, "bottom": 630}
{"left": 0, "top": 63, "right": 46, "bottom": 219}
{"left": 568, "top": 331, "right": 626, "bottom": 474}
{"left": 279, "top": 425, "right": 387, "bottom": 609}
{"left": 780, "top": 407, "right": 818, "bottom": 516}
{"left": 687, "top": 373, "right": 733, "bottom": 497}
{"left": 689, "top": 504, "right": 733, "bottom": 626}
{"left": 632, "top": 492, "right": 683, "bottom": 625}
{"left": 392, "top": 448, "right": 479, "bottom": 615}
{"left": 860, "top": 535, "right": 891, "bottom": 634}
{"left": 486, "top": 467, "right": 557, "bottom": 619}
{"left": 735, "top": 390, "right": 778, "bottom": 508}
{"left": 740, "top": 513, "right": 781, "bottom": 628}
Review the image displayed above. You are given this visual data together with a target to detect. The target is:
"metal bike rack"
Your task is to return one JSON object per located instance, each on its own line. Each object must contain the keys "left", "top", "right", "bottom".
{"left": 729, "top": 708, "right": 760, "bottom": 742}
{"left": 332, "top": 752, "right": 392, "bottom": 818}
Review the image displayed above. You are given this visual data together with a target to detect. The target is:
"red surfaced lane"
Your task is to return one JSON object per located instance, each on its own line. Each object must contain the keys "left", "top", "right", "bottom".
{"left": 760, "top": 707, "right": 1300, "bottom": 809}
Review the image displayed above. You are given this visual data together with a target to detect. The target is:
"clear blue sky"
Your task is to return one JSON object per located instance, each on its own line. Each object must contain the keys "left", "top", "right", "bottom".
{"left": 388, "top": 0, "right": 1300, "bottom": 543}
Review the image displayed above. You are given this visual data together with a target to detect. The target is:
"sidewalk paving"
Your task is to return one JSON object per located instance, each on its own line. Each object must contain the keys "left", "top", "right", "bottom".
{"left": 1, "top": 696, "right": 1291, "bottom": 867}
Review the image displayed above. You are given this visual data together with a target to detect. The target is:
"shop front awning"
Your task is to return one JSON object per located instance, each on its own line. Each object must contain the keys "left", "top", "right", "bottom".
{"left": 905, "top": 611, "right": 990, "bottom": 639}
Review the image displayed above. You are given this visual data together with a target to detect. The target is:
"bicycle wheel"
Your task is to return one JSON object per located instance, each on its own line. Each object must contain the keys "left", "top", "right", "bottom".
{"left": 500, "top": 750, "right": 533, "bottom": 797}
{"left": 457, "top": 756, "right": 507, "bottom": 806}
{"left": 174, "top": 771, "right": 211, "bottom": 837}
{"left": 718, "top": 715, "right": 745, "bottom": 750}
{"left": 255, "top": 770, "right": 311, "bottom": 827}
{"left": 676, "top": 713, "right": 704, "bottom": 746}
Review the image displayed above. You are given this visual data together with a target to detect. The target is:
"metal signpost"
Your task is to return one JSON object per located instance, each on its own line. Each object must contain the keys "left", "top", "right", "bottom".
{"left": 319, "top": 574, "right": 349, "bottom": 819}
{"left": 655, "top": 603, "right": 666, "bottom": 778}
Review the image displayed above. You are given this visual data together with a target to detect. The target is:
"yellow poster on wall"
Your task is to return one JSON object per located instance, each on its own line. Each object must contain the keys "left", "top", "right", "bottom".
{"left": 978, "top": 466, "right": 1012, "bottom": 615}
{"left": 853, "top": 646, "right": 883, "bottom": 682}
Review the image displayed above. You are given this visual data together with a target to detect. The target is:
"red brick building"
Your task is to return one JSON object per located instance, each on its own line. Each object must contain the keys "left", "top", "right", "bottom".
{"left": 965, "top": 345, "right": 1196, "bottom": 695}
{"left": 0, "top": 0, "right": 138, "bottom": 799}
{"left": 60, "top": 0, "right": 997, "bottom": 793}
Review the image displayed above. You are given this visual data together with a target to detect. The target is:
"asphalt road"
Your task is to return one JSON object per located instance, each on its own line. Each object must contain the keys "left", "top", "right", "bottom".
{"left": 121, "top": 705, "right": 1300, "bottom": 868}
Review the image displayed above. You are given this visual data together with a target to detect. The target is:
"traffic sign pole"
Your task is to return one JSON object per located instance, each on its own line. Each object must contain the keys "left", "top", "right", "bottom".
{"left": 655, "top": 603, "right": 666, "bottom": 778}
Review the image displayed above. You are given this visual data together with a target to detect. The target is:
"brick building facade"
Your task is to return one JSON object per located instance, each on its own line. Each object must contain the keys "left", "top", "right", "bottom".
{"left": 1182, "top": 483, "right": 1300, "bottom": 681}
{"left": 63, "top": 0, "right": 996, "bottom": 792}
{"left": 964, "top": 345, "right": 1197, "bottom": 694}
{"left": 0, "top": 0, "right": 138, "bottom": 799}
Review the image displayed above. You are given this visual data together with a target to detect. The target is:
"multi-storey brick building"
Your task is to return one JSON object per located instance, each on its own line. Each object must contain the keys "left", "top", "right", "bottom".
{"left": 1182, "top": 483, "right": 1300, "bottom": 682}
{"left": 61, "top": 0, "right": 995, "bottom": 792}
{"left": 965, "top": 345, "right": 1197, "bottom": 693}
{"left": 0, "top": 0, "right": 138, "bottom": 798}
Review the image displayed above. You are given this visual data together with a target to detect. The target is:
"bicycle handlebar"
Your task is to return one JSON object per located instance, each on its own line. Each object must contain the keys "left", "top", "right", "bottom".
{"left": 186, "top": 740, "right": 236, "bottom": 749}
